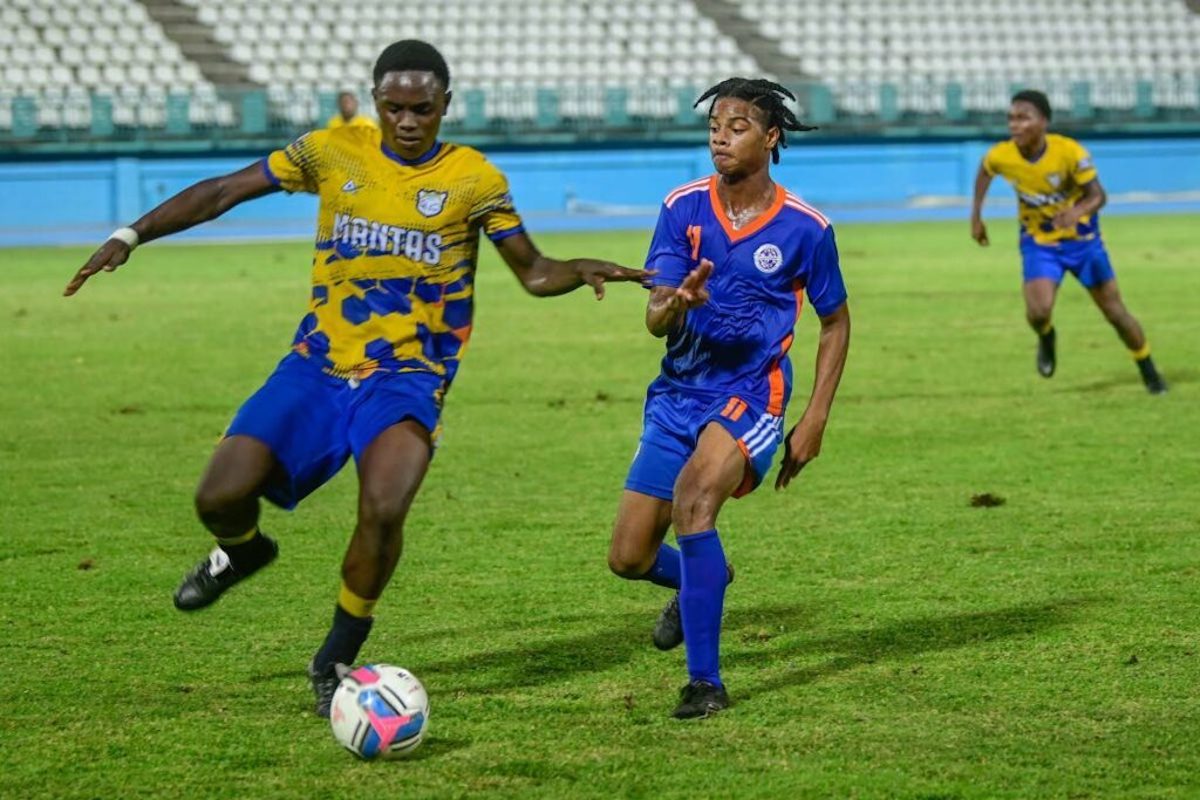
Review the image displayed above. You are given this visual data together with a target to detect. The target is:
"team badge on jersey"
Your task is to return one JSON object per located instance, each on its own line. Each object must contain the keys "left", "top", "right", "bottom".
{"left": 1047, "top": 173, "right": 1061, "bottom": 188}
{"left": 416, "top": 189, "right": 448, "bottom": 217}
{"left": 753, "top": 243, "right": 784, "bottom": 274}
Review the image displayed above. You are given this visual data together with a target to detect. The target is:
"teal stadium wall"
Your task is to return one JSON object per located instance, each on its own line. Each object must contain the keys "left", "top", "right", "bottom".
{"left": 2, "top": 138, "right": 1199, "bottom": 247}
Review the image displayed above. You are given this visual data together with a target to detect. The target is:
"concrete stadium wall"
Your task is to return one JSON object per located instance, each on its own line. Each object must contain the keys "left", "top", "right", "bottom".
{"left": 2, "top": 138, "right": 1199, "bottom": 247}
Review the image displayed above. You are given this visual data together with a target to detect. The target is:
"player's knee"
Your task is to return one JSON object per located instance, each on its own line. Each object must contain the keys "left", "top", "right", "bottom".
{"left": 607, "top": 546, "right": 651, "bottom": 580}
{"left": 193, "top": 481, "right": 248, "bottom": 524}
{"left": 1100, "top": 302, "right": 1127, "bottom": 325}
{"left": 357, "top": 486, "right": 412, "bottom": 536}
{"left": 671, "top": 485, "right": 720, "bottom": 534}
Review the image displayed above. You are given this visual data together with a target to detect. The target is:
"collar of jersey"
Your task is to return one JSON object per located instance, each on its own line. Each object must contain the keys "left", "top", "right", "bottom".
{"left": 708, "top": 175, "right": 787, "bottom": 242}
{"left": 380, "top": 140, "right": 443, "bottom": 166}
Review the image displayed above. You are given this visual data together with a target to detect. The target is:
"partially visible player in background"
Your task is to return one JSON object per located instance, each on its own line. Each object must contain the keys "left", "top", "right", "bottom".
{"left": 971, "top": 89, "right": 1167, "bottom": 393}
{"left": 327, "top": 90, "right": 377, "bottom": 130}
{"left": 64, "top": 40, "right": 648, "bottom": 718}
{"left": 607, "top": 79, "right": 850, "bottom": 719}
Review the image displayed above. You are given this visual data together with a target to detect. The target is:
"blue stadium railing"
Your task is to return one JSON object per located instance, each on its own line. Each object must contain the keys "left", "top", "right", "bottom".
{"left": 1, "top": 79, "right": 1198, "bottom": 154}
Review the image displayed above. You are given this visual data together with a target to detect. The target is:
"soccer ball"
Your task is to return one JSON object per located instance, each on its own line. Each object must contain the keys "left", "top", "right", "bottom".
{"left": 329, "top": 664, "right": 430, "bottom": 759}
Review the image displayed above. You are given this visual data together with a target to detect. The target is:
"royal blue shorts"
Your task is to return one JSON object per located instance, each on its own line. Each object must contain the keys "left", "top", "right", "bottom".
{"left": 225, "top": 353, "right": 444, "bottom": 510}
{"left": 1021, "top": 236, "right": 1115, "bottom": 289}
{"left": 624, "top": 379, "right": 784, "bottom": 502}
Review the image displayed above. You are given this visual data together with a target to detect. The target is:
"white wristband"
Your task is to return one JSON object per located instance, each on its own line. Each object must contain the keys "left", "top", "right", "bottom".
{"left": 109, "top": 226, "right": 139, "bottom": 250}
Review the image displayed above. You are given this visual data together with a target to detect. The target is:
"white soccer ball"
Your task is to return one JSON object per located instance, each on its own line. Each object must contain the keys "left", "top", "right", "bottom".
{"left": 329, "top": 664, "right": 430, "bottom": 760}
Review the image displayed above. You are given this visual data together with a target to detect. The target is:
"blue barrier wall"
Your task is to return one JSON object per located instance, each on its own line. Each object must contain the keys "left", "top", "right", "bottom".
{"left": 2, "top": 138, "right": 1198, "bottom": 247}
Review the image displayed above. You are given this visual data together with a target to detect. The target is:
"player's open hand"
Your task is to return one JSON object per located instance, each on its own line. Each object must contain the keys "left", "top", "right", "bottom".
{"left": 970, "top": 217, "right": 989, "bottom": 246}
{"left": 63, "top": 239, "right": 132, "bottom": 296}
{"left": 671, "top": 258, "right": 713, "bottom": 310}
{"left": 775, "top": 414, "right": 826, "bottom": 490}
{"left": 578, "top": 262, "right": 654, "bottom": 300}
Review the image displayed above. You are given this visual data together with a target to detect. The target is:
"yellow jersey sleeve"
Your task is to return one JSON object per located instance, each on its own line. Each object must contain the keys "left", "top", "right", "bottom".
{"left": 1068, "top": 139, "right": 1098, "bottom": 186}
{"left": 469, "top": 159, "right": 523, "bottom": 241}
{"left": 264, "top": 130, "right": 331, "bottom": 195}
{"left": 982, "top": 142, "right": 1006, "bottom": 177}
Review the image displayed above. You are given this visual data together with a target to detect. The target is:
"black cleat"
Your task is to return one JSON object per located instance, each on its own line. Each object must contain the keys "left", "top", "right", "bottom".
{"left": 172, "top": 536, "right": 278, "bottom": 611}
{"left": 1037, "top": 328, "right": 1056, "bottom": 378}
{"left": 1136, "top": 356, "right": 1168, "bottom": 395}
{"left": 652, "top": 594, "right": 683, "bottom": 651}
{"left": 672, "top": 679, "right": 730, "bottom": 719}
{"left": 308, "top": 659, "right": 350, "bottom": 718}
{"left": 652, "top": 563, "right": 735, "bottom": 652}
{"left": 1144, "top": 375, "right": 1169, "bottom": 395}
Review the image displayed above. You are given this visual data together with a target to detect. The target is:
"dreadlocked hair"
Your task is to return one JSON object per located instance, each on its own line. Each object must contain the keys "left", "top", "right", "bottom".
{"left": 695, "top": 78, "right": 816, "bottom": 164}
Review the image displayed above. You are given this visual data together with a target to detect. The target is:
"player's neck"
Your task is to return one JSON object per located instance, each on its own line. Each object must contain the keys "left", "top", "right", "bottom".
{"left": 716, "top": 171, "right": 775, "bottom": 228}
{"left": 1017, "top": 135, "right": 1048, "bottom": 161}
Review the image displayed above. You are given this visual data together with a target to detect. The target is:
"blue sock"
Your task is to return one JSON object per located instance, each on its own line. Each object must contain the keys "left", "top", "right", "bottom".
{"left": 643, "top": 543, "right": 681, "bottom": 589}
{"left": 678, "top": 529, "right": 726, "bottom": 687}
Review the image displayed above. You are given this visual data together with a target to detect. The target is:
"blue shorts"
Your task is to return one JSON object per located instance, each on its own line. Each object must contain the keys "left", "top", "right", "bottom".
{"left": 1021, "top": 236, "right": 1115, "bottom": 289}
{"left": 624, "top": 380, "right": 784, "bottom": 502}
{"left": 225, "top": 353, "right": 444, "bottom": 510}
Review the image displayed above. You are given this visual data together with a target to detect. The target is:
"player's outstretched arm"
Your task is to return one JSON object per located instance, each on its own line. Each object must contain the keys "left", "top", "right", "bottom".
{"left": 970, "top": 164, "right": 993, "bottom": 246}
{"left": 64, "top": 162, "right": 280, "bottom": 296}
{"left": 776, "top": 300, "right": 850, "bottom": 490}
{"left": 493, "top": 231, "right": 650, "bottom": 299}
{"left": 645, "top": 259, "right": 713, "bottom": 337}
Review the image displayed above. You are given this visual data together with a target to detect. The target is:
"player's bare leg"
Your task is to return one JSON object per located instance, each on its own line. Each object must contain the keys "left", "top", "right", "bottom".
{"left": 310, "top": 419, "right": 431, "bottom": 717}
{"left": 609, "top": 491, "right": 690, "bottom": 650}
{"left": 1088, "top": 279, "right": 1167, "bottom": 394}
{"left": 609, "top": 490, "right": 672, "bottom": 578}
{"left": 174, "top": 435, "right": 281, "bottom": 610}
{"left": 1023, "top": 278, "right": 1059, "bottom": 377}
{"left": 668, "top": 424, "right": 745, "bottom": 719}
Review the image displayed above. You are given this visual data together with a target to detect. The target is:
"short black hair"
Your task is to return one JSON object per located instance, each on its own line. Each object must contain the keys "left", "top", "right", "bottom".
{"left": 1011, "top": 89, "right": 1051, "bottom": 121}
{"left": 695, "top": 78, "right": 816, "bottom": 164}
{"left": 373, "top": 40, "right": 450, "bottom": 89}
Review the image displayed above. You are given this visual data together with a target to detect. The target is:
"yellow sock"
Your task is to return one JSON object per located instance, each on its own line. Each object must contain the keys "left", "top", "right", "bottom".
{"left": 1038, "top": 321, "right": 1054, "bottom": 336}
{"left": 338, "top": 583, "right": 378, "bottom": 618}
{"left": 215, "top": 526, "right": 258, "bottom": 547}
{"left": 1131, "top": 342, "right": 1151, "bottom": 361}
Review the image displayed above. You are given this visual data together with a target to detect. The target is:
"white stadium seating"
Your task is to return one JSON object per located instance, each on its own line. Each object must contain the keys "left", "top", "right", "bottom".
{"left": 0, "top": 0, "right": 1196, "bottom": 131}
{"left": 732, "top": 0, "right": 1200, "bottom": 114}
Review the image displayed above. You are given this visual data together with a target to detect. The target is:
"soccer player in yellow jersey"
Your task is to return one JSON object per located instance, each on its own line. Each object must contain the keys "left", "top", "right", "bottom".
{"left": 327, "top": 90, "right": 377, "bottom": 130}
{"left": 63, "top": 40, "right": 648, "bottom": 717}
{"left": 971, "top": 90, "right": 1166, "bottom": 394}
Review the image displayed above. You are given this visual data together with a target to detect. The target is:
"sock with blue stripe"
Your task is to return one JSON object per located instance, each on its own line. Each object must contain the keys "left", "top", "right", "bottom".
{"left": 678, "top": 528, "right": 726, "bottom": 687}
{"left": 643, "top": 543, "right": 681, "bottom": 589}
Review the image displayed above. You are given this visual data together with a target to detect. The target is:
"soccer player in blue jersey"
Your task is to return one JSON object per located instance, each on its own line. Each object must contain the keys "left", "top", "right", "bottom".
{"left": 63, "top": 40, "right": 648, "bottom": 717}
{"left": 971, "top": 89, "right": 1166, "bottom": 393}
{"left": 606, "top": 79, "right": 851, "bottom": 718}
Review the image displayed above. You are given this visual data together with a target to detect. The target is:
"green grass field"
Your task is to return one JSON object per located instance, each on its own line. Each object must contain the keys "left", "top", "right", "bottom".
{"left": 2, "top": 215, "right": 1198, "bottom": 799}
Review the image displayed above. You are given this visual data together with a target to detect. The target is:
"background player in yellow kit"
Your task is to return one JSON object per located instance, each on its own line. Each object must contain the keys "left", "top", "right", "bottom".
{"left": 327, "top": 90, "right": 377, "bottom": 130}
{"left": 970, "top": 89, "right": 1166, "bottom": 394}
{"left": 63, "top": 40, "right": 648, "bottom": 717}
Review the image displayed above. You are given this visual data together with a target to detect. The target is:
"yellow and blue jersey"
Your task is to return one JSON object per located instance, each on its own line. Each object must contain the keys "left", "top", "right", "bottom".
{"left": 983, "top": 133, "right": 1099, "bottom": 245}
{"left": 261, "top": 126, "right": 524, "bottom": 385}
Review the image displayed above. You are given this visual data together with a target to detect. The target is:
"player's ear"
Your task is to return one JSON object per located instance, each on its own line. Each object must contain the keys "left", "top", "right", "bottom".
{"left": 442, "top": 90, "right": 453, "bottom": 112}
{"left": 765, "top": 124, "right": 781, "bottom": 151}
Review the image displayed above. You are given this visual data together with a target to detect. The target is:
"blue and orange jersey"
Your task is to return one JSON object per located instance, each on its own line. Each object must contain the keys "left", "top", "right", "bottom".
{"left": 983, "top": 133, "right": 1100, "bottom": 245}
{"left": 262, "top": 126, "right": 524, "bottom": 383}
{"left": 646, "top": 175, "right": 847, "bottom": 415}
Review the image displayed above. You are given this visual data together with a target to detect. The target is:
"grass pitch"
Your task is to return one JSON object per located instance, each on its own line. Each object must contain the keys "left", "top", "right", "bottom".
{"left": 1, "top": 215, "right": 1198, "bottom": 799}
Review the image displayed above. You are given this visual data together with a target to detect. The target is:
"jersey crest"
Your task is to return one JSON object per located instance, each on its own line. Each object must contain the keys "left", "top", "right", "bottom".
{"left": 753, "top": 243, "right": 784, "bottom": 274}
{"left": 416, "top": 189, "right": 448, "bottom": 217}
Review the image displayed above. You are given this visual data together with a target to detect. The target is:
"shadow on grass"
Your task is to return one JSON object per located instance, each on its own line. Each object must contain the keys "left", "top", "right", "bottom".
{"left": 414, "top": 610, "right": 655, "bottom": 694}
{"left": 728, "top": 597, "right": 1093, "bottom": 701}
{"left": 1055, "top": 367, "right": 1193, "bottom": 394}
